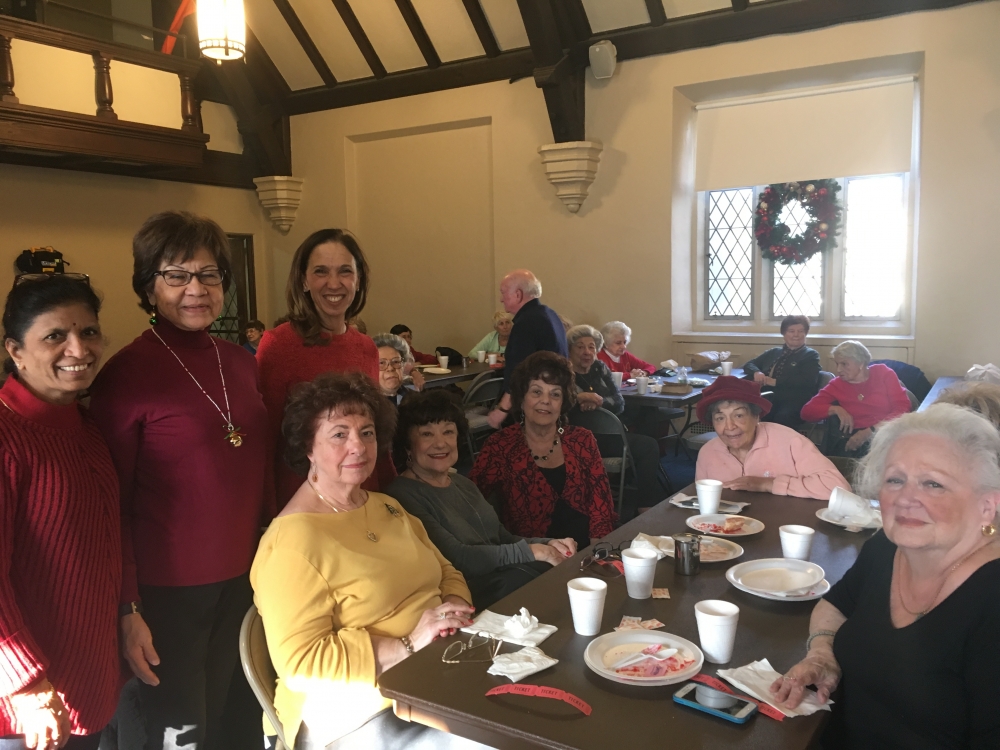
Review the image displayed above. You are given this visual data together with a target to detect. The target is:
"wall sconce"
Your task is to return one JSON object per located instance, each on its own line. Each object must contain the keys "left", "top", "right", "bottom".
{"left": 198, "top": 0, "right": 246, "bottom": 61}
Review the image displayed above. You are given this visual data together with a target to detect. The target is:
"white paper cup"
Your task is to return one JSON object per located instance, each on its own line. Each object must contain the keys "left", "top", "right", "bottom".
{"left": 611, "top": 371, "right": 624, "bottom": 389}
{"left": 779, "top": 524, "right": 815, "bottom": 561}
{"left": 567, "top": 577, "right": 608, "bottom": 636}
{"left": 635, "top": 376, "right": 649, "bottom": 395}
{"left": 721, "top": 361, "right": 733, "bottom": 376}
{"left": 437, "top": 355, "right": 449, "bottom": 370}
{"left": 829, "top": 486, "right": 871, "bottom": 521}
{"left": 695, "top": 479, "right": 723, "bottom": 515}
{"left": 477, "top": 350, "right": 487, "bottom": 363}
{"left": 695, "top": 600, "right": 740, "bottom": 664}
{"left": 488, "top": 353, "right": 498, "bottom": 365}
{"left": 621, "top": 548, "right": 658, "bottom": 599}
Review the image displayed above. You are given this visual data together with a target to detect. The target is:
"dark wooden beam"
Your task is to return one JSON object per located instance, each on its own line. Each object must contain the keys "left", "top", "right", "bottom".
{"left": 286, "top": 49, "right": 533, "bottom": 114}
{"left": 210, "top": 62, "right": 291, "bottom": 175}
{"left": 394, "top": 0, "right": 441, "bottom": 69}
{"left": 462, "top": 0, "right": 501, "bottom": 58}
{"left": 562, "top": 0, "right": 592, "bottom": 44}
{"left": 731, "top": 0, "right": 750, "bottom": 11}
{"left": 271, "top": 0, "right": 337, "bottom": 87}
{"left": 645, "top": 0, "right": 668, "bottom": 25}
{"left": 331, "top": 0, "right": 387, "bottom": 79}
{"left": 245, "top": 28, "right": 291, "bottom": 103}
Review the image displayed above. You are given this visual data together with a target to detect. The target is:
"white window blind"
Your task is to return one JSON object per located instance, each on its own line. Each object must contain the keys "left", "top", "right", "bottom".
{"left": 695, "top": 79, "right": 915, "bottom": 192}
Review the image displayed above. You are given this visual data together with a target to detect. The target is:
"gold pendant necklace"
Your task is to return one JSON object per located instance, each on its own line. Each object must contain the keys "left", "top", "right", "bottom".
{"left": 310, "top": 481, "right": 377, "bottom": 542}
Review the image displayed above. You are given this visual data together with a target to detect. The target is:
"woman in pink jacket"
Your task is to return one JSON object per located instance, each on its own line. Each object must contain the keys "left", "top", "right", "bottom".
{"left": 695, "top": 377, "right": 850, "bottom": 500}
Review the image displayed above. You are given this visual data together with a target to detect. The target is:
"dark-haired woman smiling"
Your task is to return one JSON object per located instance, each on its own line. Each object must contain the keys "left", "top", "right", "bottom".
{"left": 0, "top": 274, "right": 120, "bottom": 750}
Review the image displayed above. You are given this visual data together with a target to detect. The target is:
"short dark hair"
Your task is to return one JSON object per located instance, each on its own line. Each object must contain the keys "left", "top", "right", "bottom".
{"left": 285, "top": 229, "right": 370, "bottom": 347}
{"left": 509, "top": 351, "right": 577, "bottom": 420}
{"left": 392, "top": 390, "right": 469, "bottom": 471}
{"left": 282, "top": 371, "right": 396, "bottom": 476}
{"left": 245, "top": 320, "right": 264, "bottom": 332}
{"left": 3, "top": 275, "right": 102, "bottom": 374}
{"left": 131, "top": 211, "right": 232, "bottom": 314}
{"left": 780, "top": 315, "right": 810, "bottom": 334}
{"left": 390, "top": 324, "right": 411, "bottom": 337}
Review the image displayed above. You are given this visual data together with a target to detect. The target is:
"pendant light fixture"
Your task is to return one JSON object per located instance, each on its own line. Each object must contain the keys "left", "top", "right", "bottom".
{"left": 197, "top": 0, "right": 246, "bottom": 62}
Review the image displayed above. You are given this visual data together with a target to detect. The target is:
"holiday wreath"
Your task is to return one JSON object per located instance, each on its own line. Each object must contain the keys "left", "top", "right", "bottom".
{"left": 753, "top": 180, "right": 843, "bottom": 265}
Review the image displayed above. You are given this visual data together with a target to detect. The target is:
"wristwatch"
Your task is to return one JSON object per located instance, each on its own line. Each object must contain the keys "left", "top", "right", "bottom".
{"left": 119, "top": 601, "right": 143, "bottom": 618}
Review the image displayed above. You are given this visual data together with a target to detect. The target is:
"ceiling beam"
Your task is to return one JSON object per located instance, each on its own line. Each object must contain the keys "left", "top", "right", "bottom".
{"left": 462, "top": 0, "right": 501, "bottom": 58}
{"left": 731, "top": 0, "right": 750, "bottom": 11}
{"left": 394, "top": 0, "right": 441, "bottom": 69}
{"left": 645, "top": 0, "right": 668, "bottom": 25}
{"left": 245, "top": 28, "right": 291, "bottom": 103}
{"left": 561, "top": 0, "right": 592, "bottom": 45}
{"left": 211, "top": 61, "right": 291, "bottom": 175}
{"left": 271, "top": 0, "right": 337, "bottom": 87}
{"left": 331, "top": 0, "right": 387, "bottom": 79}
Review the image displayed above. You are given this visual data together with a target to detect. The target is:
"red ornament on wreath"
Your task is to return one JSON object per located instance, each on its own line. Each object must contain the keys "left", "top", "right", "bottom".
{"left": 753, "top": 179, "right": 843, "bottom": 266}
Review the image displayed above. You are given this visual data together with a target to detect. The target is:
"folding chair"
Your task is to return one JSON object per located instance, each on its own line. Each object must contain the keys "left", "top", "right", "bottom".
{"left": 569, "top": 407, "right": 636, "bottom": 514}
{"left": 239, "top": 606, "right": 288, "bottom": 750}
{"left": 461, "top": 375, "right": 505, "bottom": 458}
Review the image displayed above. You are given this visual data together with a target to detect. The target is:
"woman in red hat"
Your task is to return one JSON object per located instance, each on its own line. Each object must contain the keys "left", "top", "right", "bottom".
{"left": 695, "top": 376, "right": 850, "bottom": 500}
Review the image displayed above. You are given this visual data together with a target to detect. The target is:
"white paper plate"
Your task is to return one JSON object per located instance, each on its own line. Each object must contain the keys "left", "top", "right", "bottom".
{"left": 584, "top": 630, "right": 703, "bottom": 687}
{"left": 688, "top": 378, "right": 711, "bottom": 388}
{"left": 686, "top": 514, "right": 764, "bottom": 537}
{"left": 670, "top": 496, "right": 745, "bottom": 515}
{"left": 816, "top": 507, "right": 882, "bottom": 530}
{"left": 728, "top": 569, "right": 831, "bottom": 602}
{"left": 656, "top": 535, "right": 744, "bottom": 563}
{"left": 726, "top": 558, "right": 826, "bottom": 596}
{"left": 423, "top": 367, "right": 451, "bottom": 374}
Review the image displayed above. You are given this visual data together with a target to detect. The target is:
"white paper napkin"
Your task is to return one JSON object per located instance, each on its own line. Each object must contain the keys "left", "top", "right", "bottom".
{"left": 668, "top": 492, "right": 750, "bottom": 513}
{"left": 462, "top": 609, "right": 557, "bottom": 647}
{"left": 717, "top": 658, "right": 833, "bottom": 718}
{"left": 487, "top": 646, "right": 558, "bottom": 683}
{"left": 630, "top": 532, "right": 672, "bottom": 560}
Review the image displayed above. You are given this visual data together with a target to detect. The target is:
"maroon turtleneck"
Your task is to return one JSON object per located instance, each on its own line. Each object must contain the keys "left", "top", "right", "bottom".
{"left": 89, "top": 320, "right": 271, "bottom": 603}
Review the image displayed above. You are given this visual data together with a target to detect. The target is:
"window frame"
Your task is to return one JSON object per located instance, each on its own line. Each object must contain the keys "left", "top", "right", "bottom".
{"left": 703, "top": 186, "right": 758, "bottom": 321}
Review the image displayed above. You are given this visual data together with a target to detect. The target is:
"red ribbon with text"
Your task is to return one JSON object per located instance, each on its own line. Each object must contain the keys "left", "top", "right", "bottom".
{"left": 689, "top": 674, "right": 785, "bottom": 721}
{"left": 485, "top": 684, "right": 592, "bottom": 716}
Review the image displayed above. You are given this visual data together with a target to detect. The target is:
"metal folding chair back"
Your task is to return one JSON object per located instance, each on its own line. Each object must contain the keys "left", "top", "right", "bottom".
{"left": 568, "top": 407, "right": 634, "bottom": 513}
{"left": 462, "top": 376, "right": 506, "bottom": 457}
{"left": 239, "top": 605, "right": 288, "bottom": 750}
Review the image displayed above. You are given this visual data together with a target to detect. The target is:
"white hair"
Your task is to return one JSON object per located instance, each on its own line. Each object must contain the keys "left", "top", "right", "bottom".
{"left": 856, "top": 403, "right": 1000, "bottom": 499}
{"left": 510, "top": 271, "right": 542, "bottom": 299}
{"left": 832, "top": 340, "right": 872, "bottom": 367}
{"left": 372, "top": 332, "right": 410, "bottom": 362}
{"left": 566, "top": 324, "right": 604, "bottom": 351}
{"left": 492, "top": 310, "right": 514, "bottom": 329}
{"left": 601, "top": 321, "right": 632, "bottom": 346}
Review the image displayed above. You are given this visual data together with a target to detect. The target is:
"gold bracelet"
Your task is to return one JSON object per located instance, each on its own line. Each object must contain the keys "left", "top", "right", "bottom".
{"left": 400, "top": 635, "right": 415, "bottom": 654}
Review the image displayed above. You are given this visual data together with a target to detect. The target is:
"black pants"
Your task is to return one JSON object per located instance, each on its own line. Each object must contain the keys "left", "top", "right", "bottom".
{"left": 821, "top": 414, "right": 871, "bottom": 458}
{"left": 107, "top": 574, "right": 262, "bottom": 750}
{"left": 596, "top": 432, "right": 667, "bottom": 522}
{"left": 762, "top": 395, "right": 809, "bottom": 428}
{"left": 466, "top": 561, "right": 553, "bottom": 610}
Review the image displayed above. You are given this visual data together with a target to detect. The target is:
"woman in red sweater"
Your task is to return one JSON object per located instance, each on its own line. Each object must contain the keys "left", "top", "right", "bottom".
{"left": 597, "top": 321, "right": 656, "bottom": 376}
{"left": 800, "top": 340, "right": 911, "bottom": 457}
{"left": 90, "top": 212, "right": 269, "bottom": 750}
{"left": 256, "top": 229, "right": 393, "bottom": 509}
{"left": 0, "top": 274, "right": 120, "bottom": 750}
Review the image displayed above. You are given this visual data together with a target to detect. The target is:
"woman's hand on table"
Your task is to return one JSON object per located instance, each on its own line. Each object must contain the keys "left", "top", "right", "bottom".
{"left": 629, "top": 369, "right": 647, "bottom": 379}
{"left": 10, "top": 678, "right": 72, "bottom": 750}
{"left": 723, "top": 476, "right": 775, "bottom": 493}
{"left": 121, "top": 613, "right": 161, "bottom": 686}
{"left": 770, "top": 648, "right": 842, "bottom": 708}
{"left": 530, "top": 543, "right": 567, "bottom": 566}
{"left": 409, "top": 369, "right": 426, "bottom": 391}
{"left": 577, "top": 392, "right": 603, "bottom": 411}
{"left": 828, "top": 405, "right": 854, "bottom": 432}
{"left": 410, "top": 601, "right": 476, "bottom": 650}
{"left": 548, "top": 538, "right": 577, "bottom": 558}
{"left": 845, "top": 427, "right": 872, "bottom": 452}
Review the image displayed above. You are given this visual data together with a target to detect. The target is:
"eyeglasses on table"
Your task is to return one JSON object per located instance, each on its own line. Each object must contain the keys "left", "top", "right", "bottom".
{"left": 441, "top": 633, "right": 503, "bottom": 664}
{"left": 579, "top": 541, "right": 627, "bottom": 577}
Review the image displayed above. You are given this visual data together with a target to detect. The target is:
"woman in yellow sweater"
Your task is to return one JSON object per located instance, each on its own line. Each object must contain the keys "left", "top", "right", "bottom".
{"left": 251, "top": 372, "right": 482, "bottom": 749}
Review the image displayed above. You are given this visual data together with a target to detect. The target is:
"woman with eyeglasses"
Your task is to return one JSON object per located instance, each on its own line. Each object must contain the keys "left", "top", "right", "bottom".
{"left": 0, "top": 274, "right": 120, "bottom": 750}
{"left": 90, "top": 211, "right": 269, "bottom": 750}
{"left": 372, "top": 332, "right": 424, "bottom": 406}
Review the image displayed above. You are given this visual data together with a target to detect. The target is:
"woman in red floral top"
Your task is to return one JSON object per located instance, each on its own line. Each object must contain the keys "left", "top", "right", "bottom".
{"left": 470, "top": 352, "right": 616, "bottom": 549}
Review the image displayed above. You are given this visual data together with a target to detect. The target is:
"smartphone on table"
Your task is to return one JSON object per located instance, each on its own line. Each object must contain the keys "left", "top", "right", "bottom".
{"left": 673, "top": 683, "right": 758, "bottom": 724}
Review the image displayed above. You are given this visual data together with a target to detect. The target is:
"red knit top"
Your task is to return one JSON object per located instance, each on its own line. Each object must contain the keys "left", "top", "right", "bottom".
{"left": 469, "top": 425, "right": 616, "bottom": 539}
{"left": 410, "top": 348, "right": 438, "bottom": 365}
{"left": 255, "top": 322, "right": 394, "bottom": 508}
{"left": 598, "top": 349, "right": 656, "bottom": 375}
{"left": 89, "top": 321, "right": 270, "bottom": 603}
{"left": 800, "top": 363, "right": 911, "bottom": 430}
{"left": 0, "top": 375, "right": 121, "bottom": 736}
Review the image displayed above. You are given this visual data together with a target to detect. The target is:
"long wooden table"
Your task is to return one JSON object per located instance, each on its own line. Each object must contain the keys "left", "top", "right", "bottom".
{"left": 379, "top": 486, "right": 871, "bottom": 749}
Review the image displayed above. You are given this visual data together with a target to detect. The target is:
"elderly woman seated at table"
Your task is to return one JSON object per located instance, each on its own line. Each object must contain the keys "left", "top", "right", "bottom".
{"left": 597, "top": 320, "right": 656, "bottom": 377}
{"left": 801, "top": 340, "right": 911, "bottom": 457}
{"left": 387, "top": 390, "right": 576, "bottom": 609}
{"left": 468, "top": 311, "right": 513, "bottom": 359}
{"left": 695, "top": 376, "right": 849, "bottom": 500}
{"left": 567, "top": 324, "right": 667, "bottom": 520}
{"left": 772, "top": 404, "right": 1000, "bottom": 748}
{"left": 470, "top": 351, "right": 617, "bottom": 550}
{"left": 742, "top": 314, "right": 821, "bottom": 427}
{"left": 373, "top": 332, "right": 424, "bottom": 405}
{"left": 251, "top": 372, "right": 482, "bottom": 750}
{"left": 390, "top": 323, "right": 437, "bottom": 365}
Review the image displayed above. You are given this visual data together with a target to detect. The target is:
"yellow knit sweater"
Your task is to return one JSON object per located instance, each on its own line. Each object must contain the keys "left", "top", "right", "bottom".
{"left": 250, "top": 492, "right": 472, "bottom": 747}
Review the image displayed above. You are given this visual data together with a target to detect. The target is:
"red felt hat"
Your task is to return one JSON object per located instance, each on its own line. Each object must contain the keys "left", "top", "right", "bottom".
{"left": 695, "top": 375, "right": 772, "bottom": 424}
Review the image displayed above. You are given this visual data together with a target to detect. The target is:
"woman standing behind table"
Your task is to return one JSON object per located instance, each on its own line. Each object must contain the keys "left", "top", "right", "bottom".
{"left": 470, "top": 352, "right": 617, "bottom": 550}
{"left": 597, "top": 321, "right": 656, "bottom": 377}
{"left": 467, "top": 311, "right": 513, "bottom": 359}
{"left": 742, "top": 315, "right": 821, "bottom": 428}
{"left": 0, "top": 275, "right": 120, "bottom": 750}
{"left": 90, "top": 211, "right": 269, "bottom": 750}
{"left": 256, "top": 229, "right": 391, "bottom": 509}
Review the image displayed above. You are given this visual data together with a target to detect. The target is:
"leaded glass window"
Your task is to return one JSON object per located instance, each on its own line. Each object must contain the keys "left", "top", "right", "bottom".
{"left": 706, "top": 188, "right": 754, "bottom": 318}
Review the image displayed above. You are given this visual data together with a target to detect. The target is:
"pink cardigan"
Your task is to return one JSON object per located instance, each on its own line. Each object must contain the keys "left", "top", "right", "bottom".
{"left": 695, "top": 422, "right": 850, "bottom": 500}
{"left": 598, "top": 349, "right": 656, "bottom": 375}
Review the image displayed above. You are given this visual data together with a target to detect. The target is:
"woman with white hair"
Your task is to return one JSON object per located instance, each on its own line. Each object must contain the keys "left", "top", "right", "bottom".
{"left": 597, "top": 321, "right": 656, "bottom": 377}
{"left": 372, "top": 332, "right": 424, "bottom": 405}
{"left": 771, "top": 404, "right": 1000, "bottom": 748}
{"left": 800, "top": 340, "right": 910, "bottom": 457}
{"left": 467, "top": 311, "right": 513, "bottom": 358}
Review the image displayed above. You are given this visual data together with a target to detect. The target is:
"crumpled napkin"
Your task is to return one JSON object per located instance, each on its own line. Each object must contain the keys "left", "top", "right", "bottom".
{"left": 487, "top": 646, "right": 558, "bottom": 683}
{"left": 630, "top": 533, "right": 672, "bottom": 560}
{"left": 669, "top": 492, "right": 749, "bottom": 514}
{"left": 717, "top": 659, "right": 833, "bottom": 718}
{"left": 462, "top": 608, "right": 557, "bottom": 647}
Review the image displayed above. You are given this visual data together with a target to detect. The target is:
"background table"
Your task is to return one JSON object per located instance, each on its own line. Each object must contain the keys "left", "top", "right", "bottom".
{"left": 420, "top": 361, "right": 498, "bottom": 389}
{"left": 918, "top": 376, "right": 962, "bottom": 411}
{"left": 379, "top": 486, "right": 870, "bottom": 749}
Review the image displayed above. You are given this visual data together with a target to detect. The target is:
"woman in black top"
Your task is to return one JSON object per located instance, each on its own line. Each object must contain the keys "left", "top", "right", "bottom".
{"left": 771, "top": 404, "right": 1000, "bottom": 749}
{"left": 743, "top": 315, "right": 820, "bottom": 427}
{"left": 567, "top": 325, "right": 667, "bottom": 521}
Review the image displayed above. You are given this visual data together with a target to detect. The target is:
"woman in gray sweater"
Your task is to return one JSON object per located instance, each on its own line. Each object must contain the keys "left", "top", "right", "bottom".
{"left": 387, "top": 390, "right": 577, "bottom": 609}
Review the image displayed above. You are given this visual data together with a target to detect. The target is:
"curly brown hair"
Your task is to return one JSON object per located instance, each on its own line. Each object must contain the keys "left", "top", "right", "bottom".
{"left": 509, "top": 351, "right": 577, "bottom": 421}
{"left": 392, "top": 390, "right": 469, "bottom": 471}
{"left": 282, "top": 371, "right": 396, "bottom": 475}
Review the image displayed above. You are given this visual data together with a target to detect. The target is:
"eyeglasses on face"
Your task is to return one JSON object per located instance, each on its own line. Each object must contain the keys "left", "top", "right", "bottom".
{"left": 378, "top": 358, "right": 403, "bottom": 371}
{"left": 441, "top": 633, "right": 503, "bottom": 664}
{"left": 154, "top": 269, "right": 226, "bottom": 287}
{"left": 15, "top": 273, "right": 90, "bottom": 287}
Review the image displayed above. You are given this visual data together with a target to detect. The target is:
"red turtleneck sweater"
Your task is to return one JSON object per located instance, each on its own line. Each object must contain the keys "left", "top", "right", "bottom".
{"left": 0, "top": 375, "right": 121, "bottom": 736}
{"left": 89, "top": 321, "right": 270, "bottom": 603}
